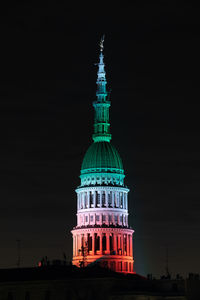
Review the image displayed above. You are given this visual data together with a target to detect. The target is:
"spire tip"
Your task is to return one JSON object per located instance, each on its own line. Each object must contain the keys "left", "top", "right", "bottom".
{"left": 99, "top": 35, "right": 105, "bottom": 52}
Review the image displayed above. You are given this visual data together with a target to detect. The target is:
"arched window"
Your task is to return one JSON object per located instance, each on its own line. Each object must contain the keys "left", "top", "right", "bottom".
{"left": 88, "top": 234, "right": 92, "bottom": 251}
{"left": 90, "top": 192, "right": 93, "bottom": 208}
{"left": 84, "top": 193, "right": 87, "bottom": 208}
{"left": 97, "top": 192, "right": 100, "bottom": 206}
{"left": 102, "top": 234, "right": 106, "bottom": 251}
{"left": 120, "top": 193, "right": 123, "bottom": 208}
{"left": 102, "top": 192, "right": 105, "bottom": 207}
{"left": 114, "top": 193, "right": 118, "bottom": 207}
{"left": 95, "top": 234, "right": 100, "bottom": 251}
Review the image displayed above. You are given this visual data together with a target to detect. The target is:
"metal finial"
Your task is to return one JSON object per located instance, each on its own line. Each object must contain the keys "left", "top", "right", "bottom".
{"left": 99, "top": 35, "right": 105, "bottom": 52}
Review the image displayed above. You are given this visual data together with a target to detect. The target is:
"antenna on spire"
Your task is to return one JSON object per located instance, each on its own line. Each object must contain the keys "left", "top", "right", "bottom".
{"left": 99, "top": 35, "right": 105, "bottom": 52}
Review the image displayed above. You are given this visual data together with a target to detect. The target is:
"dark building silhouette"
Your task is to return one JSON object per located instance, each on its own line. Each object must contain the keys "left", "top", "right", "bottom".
{"left": 0, "top": 265, "right": 199, "bottom": 299}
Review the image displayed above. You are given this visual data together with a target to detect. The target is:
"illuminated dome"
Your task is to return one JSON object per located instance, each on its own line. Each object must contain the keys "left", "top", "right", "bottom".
{"left": 81, "top": 141, "right": 123, "bottom": 173}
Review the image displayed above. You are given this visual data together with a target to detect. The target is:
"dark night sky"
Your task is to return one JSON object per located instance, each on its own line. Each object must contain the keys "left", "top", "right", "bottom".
{"left": 0, "top": 1, "right": 200, "bottom": 277}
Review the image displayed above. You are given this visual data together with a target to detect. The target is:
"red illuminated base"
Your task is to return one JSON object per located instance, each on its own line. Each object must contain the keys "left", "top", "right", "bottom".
{"left": 71, "top": 227, "right": 134, "bottom": 274}
{"left": 72, "top": 255, "right": 134, "bottom": 274}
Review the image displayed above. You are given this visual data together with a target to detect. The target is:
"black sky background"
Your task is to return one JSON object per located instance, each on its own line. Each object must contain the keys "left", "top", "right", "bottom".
{"left": 0, "top": 1, "right": 200, "bottom": 277}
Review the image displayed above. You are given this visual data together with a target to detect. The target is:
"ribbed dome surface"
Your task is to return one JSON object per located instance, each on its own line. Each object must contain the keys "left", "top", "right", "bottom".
{"left": 81, "top": 141, "right": 123, "bottom": 171}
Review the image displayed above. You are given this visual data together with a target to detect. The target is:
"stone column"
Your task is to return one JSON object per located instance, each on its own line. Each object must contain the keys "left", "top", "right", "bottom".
{"left": 74, "top": 235, "right": 76, "bottom": 256}
{"left": 92, "top": 233, "right": 95, "bottom": 255}
{"left": 122, "top": 214, "right": 124, "bottom": 226}
{"left": 105, "top": 190, "right": 108, "bottom": 207}
{"left": 79, "top": 234, "right": 81, "bottom": 255}
{"left": 85, "top": 234, "right": 88, "bottom": 252}
{"left": 76, "top": 234, "right": 78, "bottom": 255}
{"left": 113, "top": 191, "right": 116, "bottom": 207}
{"left": 100, "top": 233, "right": 103, "bottom": 255}
{"left": 127, "top": 234, "right": 130, "bottom": 256}
{"left": 100, "top": 190, "right": 102, "bottom": 208}
{"left": 117, "top": 192, "right": 119, "bottom": 207}
{"left": 113, "top": 234, "right": 117, "bottom": 254}
{"left": 93, "top": 191, "right": 96, "bottom": 208}
{"left": 77, "top": 234, "right": 80, "bottom": 255}
{"left": 77, "top": 234, "right": 80, "bottom": 256}
{"left": 77, "top": 235, "right": 79, "bottom": 256}
{"left": 130, "top": 234, "right": 133, "bottom": 257}
{"left": 112, "top": 191, "right": 114, "bottom": 208}
{"left": 73, "top": 235, "right": 75, "bottom": 256}
{"left": 81, "top": 193, "right": 85, "bottom": 209}
{"left": 83, "top": 233, "right": 86, "bottom": 248}
{"left": 122, "top": 192, "right": 125, "bottom": 209}
{"left": 112, "top": 213, "right": 114, "bottom": 224}
{"left": 86, "top": 191, "right": 89, "bottom": 208}
{"left": 129, "top": 234, "right": 131, "bottom": 256}
{"left": 81, "top": 234, "right": 83, "bottom": 249}
{"left": 126, "top": 193, "right": 128, "bottom": 210}
{"left": 117, "top": 234, "right": 120, "bottom": 254}
{"left": 83, "top": 193, "right": 86, "bottom": 209}
{"left": 106, "top": 233, "right": 110, "bottom": 254}
{"left": 76, "top": 235, "right": 78, "bottom": 256}
{"left": 118, "top": 235, "right": 121, "bottom": 255}
{"left": 121, "top": 234, "right": 124, "bottom": 255}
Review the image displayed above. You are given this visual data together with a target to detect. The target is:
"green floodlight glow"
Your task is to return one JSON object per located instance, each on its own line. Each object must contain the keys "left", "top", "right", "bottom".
{"left": 81, "top": 142, "right": 124, "bottom": 173}
{"left": 92, "top": 48, "right": 112, "bottom": 143}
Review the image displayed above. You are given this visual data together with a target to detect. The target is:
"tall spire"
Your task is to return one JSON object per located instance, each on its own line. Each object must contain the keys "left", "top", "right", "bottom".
{"left": 92, "top": 36, "right": 112, "bottom": 143}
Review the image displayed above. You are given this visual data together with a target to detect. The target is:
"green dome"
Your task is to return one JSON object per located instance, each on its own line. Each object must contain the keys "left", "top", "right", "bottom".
{"left": 81, "top": 141, "right": 123, "bottom": 172}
